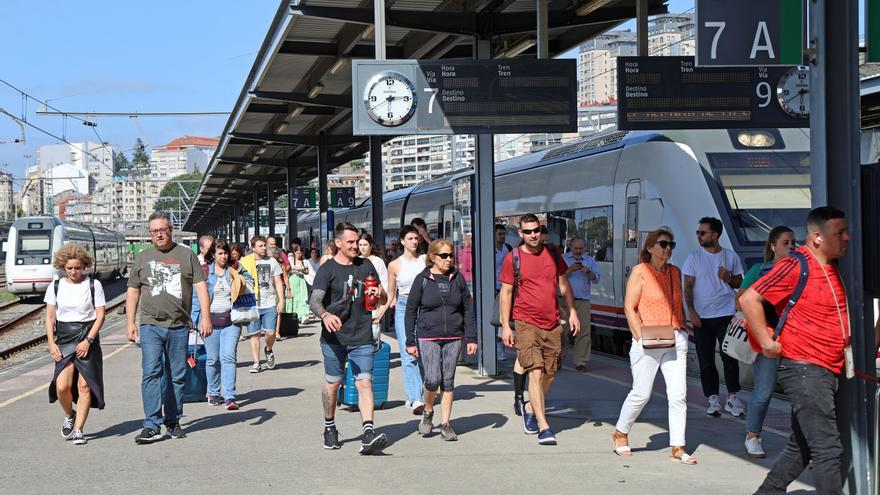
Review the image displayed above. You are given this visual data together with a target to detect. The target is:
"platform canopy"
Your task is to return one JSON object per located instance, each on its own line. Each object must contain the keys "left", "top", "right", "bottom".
{"left": 184, "top": 0, "right": 669, "bottom": 232}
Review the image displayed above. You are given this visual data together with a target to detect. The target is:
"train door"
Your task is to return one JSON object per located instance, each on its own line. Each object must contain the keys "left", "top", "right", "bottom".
{"left": 622, "top": 180, "right": 641, "bottom": 290}
{"left": 450, "top": 177, "right": 474, "bottom": 291}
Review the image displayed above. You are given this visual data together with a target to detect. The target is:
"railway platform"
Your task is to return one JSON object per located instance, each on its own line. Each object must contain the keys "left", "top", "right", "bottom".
{"left": 0, "top": 310, "right": 814, "bottom": 494}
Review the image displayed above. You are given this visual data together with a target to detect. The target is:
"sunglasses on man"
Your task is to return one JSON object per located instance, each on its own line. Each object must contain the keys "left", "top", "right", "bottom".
{"left": 520, "top": 228, "right": 541, "bottom": 235}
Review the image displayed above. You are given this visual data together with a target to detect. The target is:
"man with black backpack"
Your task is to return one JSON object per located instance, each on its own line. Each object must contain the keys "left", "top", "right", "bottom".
{"left": 741, "top": 206, "right": 852, "bottom": 495}
{"left": 499, "top": 214, "right": 580, "bottom": 446}
{"left": 310, "top": 222, "right": 388, "bottom": 454}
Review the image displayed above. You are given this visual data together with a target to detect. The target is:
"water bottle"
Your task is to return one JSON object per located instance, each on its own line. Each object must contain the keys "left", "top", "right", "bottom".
{"left": 363, "top": 273, "right": 379, "bottom": 311}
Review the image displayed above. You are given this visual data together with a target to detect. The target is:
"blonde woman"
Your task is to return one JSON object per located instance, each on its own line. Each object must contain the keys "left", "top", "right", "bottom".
{"left": 46, "top": 244, "right": 107, "bottom": 445}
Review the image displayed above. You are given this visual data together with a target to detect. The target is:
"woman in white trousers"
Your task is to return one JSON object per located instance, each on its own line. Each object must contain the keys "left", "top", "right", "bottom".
{"left": 611, "top": 228, "right": 697, "bottom": 465}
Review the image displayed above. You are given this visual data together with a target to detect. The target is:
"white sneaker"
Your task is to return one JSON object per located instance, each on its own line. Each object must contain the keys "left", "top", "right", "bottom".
{"left": 249, "top": 362, "right": 261, "bottom": 374}
{"left": 745, "top": 436, "right": 766, "bottom": 458}
{"left": 706, "top": 395, "right": 722, "bottom": 416}
{"left": 72, "top": 430, "right": 87, "bottom": 445}
{"left": 725, "top": 395, "right": 745, "bottom": 417}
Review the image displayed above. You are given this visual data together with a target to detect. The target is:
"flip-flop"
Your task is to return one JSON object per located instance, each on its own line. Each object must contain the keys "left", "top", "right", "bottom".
{"left": 611, "top": 433, "right": 632, "bottom": 457}
{"left": 670, "top": 452, "right": 698, "bottom": 465}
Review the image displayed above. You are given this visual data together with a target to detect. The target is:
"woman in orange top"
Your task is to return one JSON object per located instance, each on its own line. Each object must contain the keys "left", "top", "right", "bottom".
{"left": 611, "top": 229, "right": 696, "bottom": 465}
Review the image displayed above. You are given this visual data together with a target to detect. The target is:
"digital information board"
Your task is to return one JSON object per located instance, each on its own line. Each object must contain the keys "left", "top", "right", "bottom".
{"left": 616, "top": 56, "right": 809, "bottom": 130}
{"left": 352, "top": 59, "right": 577, "bottom": 135}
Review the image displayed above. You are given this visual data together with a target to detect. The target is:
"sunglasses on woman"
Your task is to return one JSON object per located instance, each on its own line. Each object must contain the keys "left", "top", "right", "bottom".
{"left": 657, "top": 240, "right": 676, "bottom": 249}
{"left": 434, "top": 252, "right": 454, "bottom": 259}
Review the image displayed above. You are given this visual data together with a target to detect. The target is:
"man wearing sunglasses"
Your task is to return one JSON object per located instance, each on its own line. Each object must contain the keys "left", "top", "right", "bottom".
{"left": 499, "top": 214, "right": 580, "bottom": 446}
{"left": 683, "top": 217, "right": 745, "bottom": 418}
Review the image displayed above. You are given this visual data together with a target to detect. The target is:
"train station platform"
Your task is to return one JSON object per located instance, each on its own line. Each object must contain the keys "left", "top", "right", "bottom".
{"left": 0, "top": 310, "right": 814, "bottom": 494}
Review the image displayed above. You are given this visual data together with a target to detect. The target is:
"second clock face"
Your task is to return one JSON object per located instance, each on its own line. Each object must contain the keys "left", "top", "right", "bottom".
{"left": 363, "top": 71, "right": 416, "bottom": 126}
{"left": 776, "top": 66, "right": 810, "bottom": 118}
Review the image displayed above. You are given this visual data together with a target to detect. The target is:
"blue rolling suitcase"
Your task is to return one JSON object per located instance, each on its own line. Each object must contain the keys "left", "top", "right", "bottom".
{"left": 337, "top": 341, "right": 390, "bottom": 410}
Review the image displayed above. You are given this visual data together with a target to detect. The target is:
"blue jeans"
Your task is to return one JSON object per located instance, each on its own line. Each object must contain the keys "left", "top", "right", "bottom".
{"left": 394, "top": 296, "right": 423, "bottom": 403}
{"left": 140, "top": 324, "right": 188, "bottom": 430}
{"left": 205, "top": 323, "right": 239, "bottom": 399}
{"left": 247, "top": 306, "right": 278, "bottom": 335}
{"left": 755, "top": 359, "right": 843, "bottom": 495}
{"left": 746, "top": 353, "right": 778, "bottom": 434}
{"left": 320, "top": 343, "right": 374, "bottom": 382}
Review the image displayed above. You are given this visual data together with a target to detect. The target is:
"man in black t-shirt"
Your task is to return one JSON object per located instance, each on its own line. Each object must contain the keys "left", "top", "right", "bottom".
{"left": 310, "top": 222, "right": 388, "bottom": 454}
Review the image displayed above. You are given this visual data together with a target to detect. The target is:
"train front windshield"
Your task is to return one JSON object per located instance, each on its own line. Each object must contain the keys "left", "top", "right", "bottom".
{"left": 706, "top": 151, "right": 811, "bottom": 246}
{"left": 17, "top": 231, "right": 52, "bottom": 256}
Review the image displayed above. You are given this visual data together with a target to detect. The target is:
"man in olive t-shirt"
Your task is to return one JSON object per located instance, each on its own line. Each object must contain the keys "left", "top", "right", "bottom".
{"left": 126, "top": 212, "right": 211, "bottom": 445}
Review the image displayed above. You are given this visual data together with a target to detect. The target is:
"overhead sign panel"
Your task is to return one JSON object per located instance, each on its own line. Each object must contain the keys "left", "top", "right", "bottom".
{"left": 616, "top": 56, "right": 809, "bottom": 130}
{"left": 329, "top": 188, "right": 356, "bottom": 209}
{"left": 289, "top": 187, "right": 316, "bottom": 209}
{"left": 352, "top": 59, "right": 577, "bottom": 135}
{"left": 695, "top": 0, "right": 804, "bottom": 66}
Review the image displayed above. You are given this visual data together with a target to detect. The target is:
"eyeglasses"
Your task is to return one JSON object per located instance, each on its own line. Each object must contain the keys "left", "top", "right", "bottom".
{"left": 657, "top": 240, "right": 676, "bottom": 249}
{"left": 520, "top": 228, "right": 541, "bottom": 235}
{"left": 435, "top": 252, "right": 454, "bottom": 259}
{"left": 150, "top": 227, "right": 171, "bottom": 236}
{"left": 696, "top": 230, "right": 713, "bottom": 236}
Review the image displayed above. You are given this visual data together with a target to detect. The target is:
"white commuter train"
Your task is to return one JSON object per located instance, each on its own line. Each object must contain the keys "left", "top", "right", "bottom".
{"left": 296, "top": 128, "right": 811, "bottom": 354}
{"left": 5, "top": 216, "right": 128, "bottom": 296}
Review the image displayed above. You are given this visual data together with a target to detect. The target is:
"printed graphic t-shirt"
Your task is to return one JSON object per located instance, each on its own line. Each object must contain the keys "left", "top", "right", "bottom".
{"left": 499, "top": 246, "right": 567, "bottom": 330}
{"left": 128, "top": 243, "right": 205, "bottom": 328}
{"left": 256, "top": 257, "right": 283, "bottom": 309}
{"left": 312, "top": 257, "right": 379, "bottom": 346}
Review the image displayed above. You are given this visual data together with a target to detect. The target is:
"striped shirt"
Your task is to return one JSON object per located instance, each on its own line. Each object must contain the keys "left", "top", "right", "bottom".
{"left": 210, "top": 273, "right": 233, "bottom": 313}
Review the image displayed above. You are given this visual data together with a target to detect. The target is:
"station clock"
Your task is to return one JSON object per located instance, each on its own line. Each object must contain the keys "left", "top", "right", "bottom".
{"left": 363, "top": 71, "right": 417, "bottom": 126}
{"left": 776, "top": 66, "right": 810, "bottom": 118}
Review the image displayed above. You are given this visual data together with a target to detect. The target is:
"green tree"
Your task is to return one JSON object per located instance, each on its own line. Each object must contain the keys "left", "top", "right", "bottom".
{"left": 131, "top": 138, "right": 150, "bottom": 176}
{"left": 113, "top": 150, "right": 130, "bottom": 176}
{"left": 153, "top": 169, "right": 202, "bottom": 212}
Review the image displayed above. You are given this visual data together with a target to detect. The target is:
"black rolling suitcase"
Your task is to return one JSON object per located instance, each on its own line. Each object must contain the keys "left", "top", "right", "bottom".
{"left": 279, "top": 298, "right": 300, "bottom": 338}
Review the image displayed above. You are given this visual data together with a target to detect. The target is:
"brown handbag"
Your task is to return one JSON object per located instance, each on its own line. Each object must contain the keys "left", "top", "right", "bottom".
{"left": 639, "top": 268, "right": 676, "bottom": 349}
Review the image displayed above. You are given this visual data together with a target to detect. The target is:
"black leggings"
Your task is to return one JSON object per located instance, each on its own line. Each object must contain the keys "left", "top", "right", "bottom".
{"left": 694, "top": 315, "right": 741, "bottom": 397}
{"left": 419, "top": 339, "right": 463, "bottom": 392}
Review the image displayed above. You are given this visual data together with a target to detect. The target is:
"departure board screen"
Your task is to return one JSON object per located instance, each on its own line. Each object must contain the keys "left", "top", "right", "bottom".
{"left": 616, "top": 56, "right": 809, "bottom": 130}
{"left": 352, "top": 59, "right": 577, "bottom": 135}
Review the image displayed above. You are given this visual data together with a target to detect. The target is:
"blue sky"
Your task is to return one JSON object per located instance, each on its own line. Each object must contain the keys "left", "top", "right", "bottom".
{"left": 0, "top": 0, "right": 719, "bottom": 189}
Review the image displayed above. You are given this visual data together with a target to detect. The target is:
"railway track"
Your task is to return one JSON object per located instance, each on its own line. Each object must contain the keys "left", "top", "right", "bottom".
{"left": 0, "top": 298, "right": 126, "bottom": 360}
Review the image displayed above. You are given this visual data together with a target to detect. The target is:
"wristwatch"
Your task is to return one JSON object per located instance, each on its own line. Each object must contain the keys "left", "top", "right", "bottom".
{"left": 86, "top": 336, "right": 95, "bottom": 344}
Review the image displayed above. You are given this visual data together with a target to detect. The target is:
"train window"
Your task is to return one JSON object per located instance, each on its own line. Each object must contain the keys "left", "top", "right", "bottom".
{"left": 626, "top": 197, "right": 639, "bottom": 248}
{"left": 550, "top": 207, "right": 613, "bottom": 261}
{"left": 18, "top": 232, "right": 51, "bottom": 255}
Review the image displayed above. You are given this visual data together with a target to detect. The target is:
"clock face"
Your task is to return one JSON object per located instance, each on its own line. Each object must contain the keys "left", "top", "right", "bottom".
{"left": 776, "top": 66, "right": 810, "bottom": 118}
{"left": 363, "top": 71, "right": 416, "bottom": 126}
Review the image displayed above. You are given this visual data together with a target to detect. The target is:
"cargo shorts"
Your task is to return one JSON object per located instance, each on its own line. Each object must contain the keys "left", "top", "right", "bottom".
{"left": 514, "top": 320, "right": 563, "bottom": 375}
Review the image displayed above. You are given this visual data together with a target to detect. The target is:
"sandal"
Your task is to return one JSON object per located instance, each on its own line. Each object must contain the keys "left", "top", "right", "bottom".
{"left": 670, "top": 446, "right": 697, "bottom": 465}
{"left": 611, "top": 430, "right": 632, "bottom": 457}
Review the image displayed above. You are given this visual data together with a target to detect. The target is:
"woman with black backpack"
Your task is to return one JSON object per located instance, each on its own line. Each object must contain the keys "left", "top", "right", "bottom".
{"left": 45, "top": 244, "right": 107, "bottom": 445}
{"left": 404, "top": 239, "right": 478, "bottom": 441}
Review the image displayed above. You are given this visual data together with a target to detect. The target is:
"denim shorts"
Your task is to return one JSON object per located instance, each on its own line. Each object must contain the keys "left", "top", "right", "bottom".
{"left": 321, "top": 342, "right": 374, "bottom": 383}
{"left": 246, "top": 306, "right": 278, "bottom": 335}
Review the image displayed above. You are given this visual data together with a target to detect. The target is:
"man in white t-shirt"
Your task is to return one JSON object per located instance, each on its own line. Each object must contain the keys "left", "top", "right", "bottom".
{"left": 241, "top": 236, "right": 285, "bottom": 373}
{"left": 683, "top": 217, "right": 745, "bottom": 418}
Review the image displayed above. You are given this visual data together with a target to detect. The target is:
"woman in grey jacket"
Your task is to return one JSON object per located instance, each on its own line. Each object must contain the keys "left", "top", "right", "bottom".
{"left": 405, "top": 239, "right": 478, "bottom": 441}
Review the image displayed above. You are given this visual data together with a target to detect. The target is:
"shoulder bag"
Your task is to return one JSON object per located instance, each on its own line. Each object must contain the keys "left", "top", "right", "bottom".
{"left": 640, "top": 268, "right": 676, "bottom": 349}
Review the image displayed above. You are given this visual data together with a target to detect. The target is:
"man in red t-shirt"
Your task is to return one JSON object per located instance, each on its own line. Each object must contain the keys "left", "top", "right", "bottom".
{"left": 740, "top": 206, "right": 851, "bottom": 494}
{"left": 499, "top": 214, "right": 580, "bottom": 446}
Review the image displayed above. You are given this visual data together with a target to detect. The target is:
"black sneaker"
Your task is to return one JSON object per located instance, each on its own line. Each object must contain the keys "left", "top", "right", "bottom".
{"left": 323, "top": 428, "right": 341, "bottom": 450}
{"left": 514, "top": 395, "right": 525, "bottom": 417}
{"left": 359, "top": 429, "right": 387, "bottom": 455}
{"left": 61, "top": 413, "right": 76, "bottom": 439}
{"left": 134, "top": 427, "right": 164, "bottom": 444}
{"left": 166, "top": 423, "right": 187, "bottom": 439}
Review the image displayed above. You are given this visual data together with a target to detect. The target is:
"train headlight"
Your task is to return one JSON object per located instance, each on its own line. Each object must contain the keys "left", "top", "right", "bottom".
{"left": 736, "top": 131, "right": 776, "bottom": 148}
{"left": 42, "top": 258, "right": 50, "bottom": 264}
{"left": 16, "top": 259, "right": 23, "bottom": 265}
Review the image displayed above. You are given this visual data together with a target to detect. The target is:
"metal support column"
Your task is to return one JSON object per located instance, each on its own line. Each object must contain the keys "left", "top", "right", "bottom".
{"left": 267, "top": 181, "right": 276, "bottom": 238}
{"left": 369, "top": 138, "right": 384, "bottom": 244}
{"left": 318, "top": 144, "right": 329, "bottom": 245}
{"left": 536, "top": 0, "right": 549, "bottom": 59}
{"left": 370, "top": 0, "right": 386, "bottom": 246}
{"left": 243, "top": 205, "right": 250, "bottom": 242}
{"left": 287, "top": 165, "right": 298, "bottom": 243}
{"left": 809, "top": 1, "right": 872, "bottom": 493}
{"left": 637, "top": 0, "right": 648, "bottom": 56}
{"left": 233, "top": 204, "right": 241, "bottom": 244}
{"left": 474, "top": 38, "right": 496, "bottom": 376}
{"left": 253, "top": 187, "right": 261, "bottom": 237}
